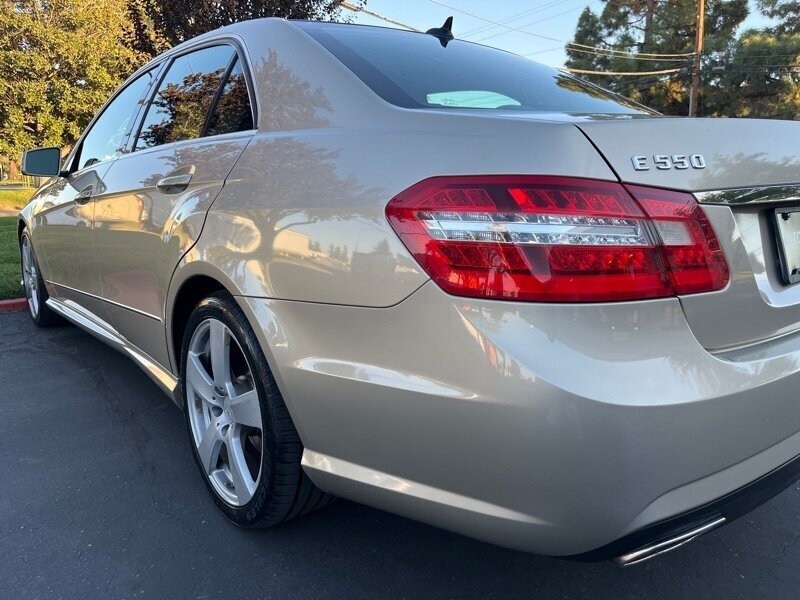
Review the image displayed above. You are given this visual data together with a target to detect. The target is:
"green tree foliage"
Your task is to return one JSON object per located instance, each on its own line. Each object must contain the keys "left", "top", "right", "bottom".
{"left": 138, "top": 67, "right": 252, "bottom": 147}
{"left": 140, "top": 71, "right": 224, "bottom": 147}
{"left": 0, "top": 0, "right": 363, "bottom": 167}
{"left": 705, "top": 1, "right": 800, "bottom": 119}
{"left": 756, "top": 0, "right": 800, "bottom": 34}
{"left": 0, "top": 0, "right": 142, "bottom": 163}
{"left": 566, "top": 0, "right": 748, "bottom": 115}
{"left": 126, "top": 0, "right": 170, "bottom": 56}
{"left": 127, "top": 0, "right": 363, "bottom": 56}
{"left": 709, "top": 31, "right": 800, "bottom": 118}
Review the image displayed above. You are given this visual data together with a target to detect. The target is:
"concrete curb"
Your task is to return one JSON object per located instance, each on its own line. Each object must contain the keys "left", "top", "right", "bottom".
{"left": 0, "top": 298, "right": 28, "bottom": 313}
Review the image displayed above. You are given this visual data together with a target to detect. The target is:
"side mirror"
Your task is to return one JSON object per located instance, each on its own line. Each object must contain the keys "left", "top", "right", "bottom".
{"left": 21, "top": 146, "right": 63, "bottom": 177}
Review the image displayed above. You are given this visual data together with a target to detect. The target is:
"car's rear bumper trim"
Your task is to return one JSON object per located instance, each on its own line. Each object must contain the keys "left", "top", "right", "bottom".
{"left": 568, "top": 450, "right": 800, "bottom": 563}
{"left": 613, "top": 517, "right": 726, "bottom": 566}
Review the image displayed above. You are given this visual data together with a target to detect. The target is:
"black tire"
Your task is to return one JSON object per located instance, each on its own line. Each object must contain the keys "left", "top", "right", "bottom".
{"left": 19, "top": 228, "right": 60, "bottom": 328}
{"left": 181, "top": 291, "right": 332, "bottom": 527}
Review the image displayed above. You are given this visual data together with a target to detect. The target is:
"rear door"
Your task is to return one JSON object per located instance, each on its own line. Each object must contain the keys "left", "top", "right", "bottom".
{"left": 92, "top": 42, "right": 256, "bottom": 367}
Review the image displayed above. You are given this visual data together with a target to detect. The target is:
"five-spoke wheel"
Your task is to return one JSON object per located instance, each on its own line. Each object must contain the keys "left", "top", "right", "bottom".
{"left": 20, "top": 233, "right": 40, "bottom": 319}
{"left": 186, "top": 318, "right": 263, "bottom": 506}
{"left": 181, "top": 292, "right": 331, "bottom": 527}
{"left": 19, "top": 228, "right": 59, "bottom": 327}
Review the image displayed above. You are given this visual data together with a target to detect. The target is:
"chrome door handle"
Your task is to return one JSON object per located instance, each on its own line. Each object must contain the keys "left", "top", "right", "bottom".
{"left": 75, "top": 185, "right": 94, "bottom": 205}
{"left": 156, "top": 173, "right": 193, "bottom": 193}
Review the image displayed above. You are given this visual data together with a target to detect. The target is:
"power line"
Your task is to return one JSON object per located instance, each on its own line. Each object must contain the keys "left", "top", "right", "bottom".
{"left": 459, "top": 2, "right": 563, "bottom": 38}
{"left": 562, "top": 66, "right": 687, "bottom": 76}
{"left": 566, "top": 46, "right": 691, "bottom": 62}
{"left": 623, "top": 69, "right": 691, "bottom": 83}
{"left": 722, "top": 63, "right": 800, "bottom": 68}
{"left": 427, "top": 0, "right": 694, "bottom": 58}
{"left": 339, "top": 1, "right": 420, "bottom": 31}
{"left": 523, "top": 46, "right": 565, "bottom": 57}
{"left": 427, "top": 0, "right": 563, "bottom": 42}
{"left": 341, "top": 0, "right": 696, "bottom": 64}
{"left": 571, "top": 44, "right": 694, "bottom": 58}
{"left": 471, "top": 0, "right": 601, "bottom": 44}
{"left": 724, "top": 53, "right": 800, "bottom": 58}
{"left": 718, "top": 66, "right": 800, "bottom": 72}
{"left": 728, "top": 52, "right": 800, "bottom": 66}
{"left": 624, "top": 70, "right": 690, "bottom": 92}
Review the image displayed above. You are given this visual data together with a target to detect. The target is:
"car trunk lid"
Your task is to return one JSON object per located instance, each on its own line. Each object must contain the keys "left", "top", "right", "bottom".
{"left": 577, "top": 117, "right": 800, "bottom": 351}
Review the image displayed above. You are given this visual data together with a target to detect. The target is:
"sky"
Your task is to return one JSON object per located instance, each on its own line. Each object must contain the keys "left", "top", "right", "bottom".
{"left": 348, "top": 0, "right": 773, "bottom": 68}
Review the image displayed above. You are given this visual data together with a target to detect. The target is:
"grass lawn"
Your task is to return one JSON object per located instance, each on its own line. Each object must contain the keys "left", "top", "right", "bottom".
{"left": 0, "top": 217, "right": 23, "bottom": 300}
{"left": 0, "top": 188, "right": 34, "bottom": 212}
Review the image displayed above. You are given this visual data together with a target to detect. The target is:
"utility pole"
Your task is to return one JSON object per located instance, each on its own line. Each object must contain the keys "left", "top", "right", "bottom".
{"left": 689, "top": 0, "right": 706, "bottom": 117}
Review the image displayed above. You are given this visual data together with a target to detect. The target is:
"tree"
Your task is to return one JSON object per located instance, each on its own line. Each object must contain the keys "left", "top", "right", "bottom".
{"left": 566, "top": 0, "right": 748, "bottom": 115}
{"left": 710, "top": 31, "right": 800, "bottom": 119}
{"left": 126, "top": 0, "right": 170, "bottom": 56}
{"left": 138, "top": 69, "right": 226, "bottom": 147}
{"left": 0, "top": 0, "right": 366, "bottom": 172}
{"left": 128, "top": 0, "right": 364, "bottom": 55}
{"left": 0, "top": 0, "right": 142, "bottom": 166}
{"left": 755, "top": 1, "right": 800, "bottom": 35}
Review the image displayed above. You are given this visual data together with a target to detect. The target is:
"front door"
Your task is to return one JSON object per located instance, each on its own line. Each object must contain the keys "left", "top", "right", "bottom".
{"left": 34, "top": 69, "right": 157, "bottom": 316}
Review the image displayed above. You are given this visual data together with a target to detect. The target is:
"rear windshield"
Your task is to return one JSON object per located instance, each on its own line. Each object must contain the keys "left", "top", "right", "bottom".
{"left": 297, "top": 22, "right": 650, "bottom": 114}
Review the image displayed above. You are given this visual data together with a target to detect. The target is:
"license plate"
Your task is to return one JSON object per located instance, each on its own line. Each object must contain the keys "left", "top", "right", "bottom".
{"left": 774, "top": 209, "right": 800, "bottom": 284}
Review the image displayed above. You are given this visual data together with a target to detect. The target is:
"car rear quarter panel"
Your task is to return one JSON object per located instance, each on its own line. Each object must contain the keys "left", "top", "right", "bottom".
{"left": 181, "top": 22, "right": 619, "bottom": 307}
{"left": 192, "top": 117, "right": 618, "bottom": 306}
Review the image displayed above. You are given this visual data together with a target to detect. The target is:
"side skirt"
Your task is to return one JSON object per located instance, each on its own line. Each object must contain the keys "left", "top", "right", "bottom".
{"left": 46, "top": 297, "right": 180, "bottom": 405}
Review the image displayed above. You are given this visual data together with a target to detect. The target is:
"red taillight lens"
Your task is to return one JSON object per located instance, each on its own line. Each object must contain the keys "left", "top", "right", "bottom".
{"left": 386, "top": 176, "right": 729, "bottom": 303}
{"left": 626, "top": 185, "right": 729, "bottom": 295}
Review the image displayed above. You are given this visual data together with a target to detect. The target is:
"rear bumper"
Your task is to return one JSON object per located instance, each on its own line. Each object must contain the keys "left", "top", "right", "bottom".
{"left": 571, "top": 450, "right": 800, "bottom": 563}
{"left": 238, "top": 281, "right": 800, "bottom": 556}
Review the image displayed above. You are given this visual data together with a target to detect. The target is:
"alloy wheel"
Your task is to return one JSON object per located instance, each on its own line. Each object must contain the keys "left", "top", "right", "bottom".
{"left": 185, "top": 318, "right": 264, "bottom": 506}
{"left": 21, "top": 235, "right": 39, "bottom": 318}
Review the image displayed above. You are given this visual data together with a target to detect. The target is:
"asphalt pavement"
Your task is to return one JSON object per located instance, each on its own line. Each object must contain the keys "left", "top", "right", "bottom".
{"left": 2, "top": 309, "right": 800, "bottom": 599}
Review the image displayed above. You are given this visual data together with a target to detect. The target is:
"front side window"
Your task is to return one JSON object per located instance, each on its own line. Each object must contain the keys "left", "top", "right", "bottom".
{"left": 75, "top": 70, "right": 154, "bottom": 170}
{"left": 205, "top": 58, "right": 254, "bottom": 136}
{"left": 136, "top": 45, "right": 236, "bottom": 149}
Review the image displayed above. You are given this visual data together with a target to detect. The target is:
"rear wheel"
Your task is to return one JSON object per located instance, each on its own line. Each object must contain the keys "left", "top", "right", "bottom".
{"left": 19, "top": 229, "right": 59, "bottom": 327}
{"left": 181, "top": 291, "right": 331, "bottom": 527}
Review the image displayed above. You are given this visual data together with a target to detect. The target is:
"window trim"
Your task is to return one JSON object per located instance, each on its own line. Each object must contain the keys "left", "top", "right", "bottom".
{"left": 120, "top": 60, "right": 169, "bottom": 157}
{"left": 130, "top": 38, "right": 257, "bottom": 154}
{"left": 201, "top": 54, "right": 239, "bottom": 138}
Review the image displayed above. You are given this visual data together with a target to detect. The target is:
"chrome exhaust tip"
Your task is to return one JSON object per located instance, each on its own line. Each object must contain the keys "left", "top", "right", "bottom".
{"left": 614, "top": 516, "right": 726, "bottom": 566}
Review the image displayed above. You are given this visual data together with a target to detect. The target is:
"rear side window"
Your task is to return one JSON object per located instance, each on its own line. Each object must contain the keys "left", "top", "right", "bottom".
{"left": 297, "top": 22, "right": 650, "bottom": 114}
{"left": 136, "top": 45, "right": 236, "bottom": 149}
{"left": 206, "top": 58, "right": 254, "bottom": 136}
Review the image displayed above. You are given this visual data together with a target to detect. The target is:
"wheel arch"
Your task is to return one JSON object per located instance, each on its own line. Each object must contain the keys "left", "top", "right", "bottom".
{"left": 166, "top": 260, "right": 272, "bottom": 379}
{"left": 168, "top": 274, "right": 228, "bottom": 375}
{"left": 166, "top": 258, "right": 305, "bottom": 445}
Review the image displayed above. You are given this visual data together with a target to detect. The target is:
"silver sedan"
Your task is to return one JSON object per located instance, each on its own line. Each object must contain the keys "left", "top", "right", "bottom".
{"left": 17, "top": 18, "right": 800, "bottom": 565}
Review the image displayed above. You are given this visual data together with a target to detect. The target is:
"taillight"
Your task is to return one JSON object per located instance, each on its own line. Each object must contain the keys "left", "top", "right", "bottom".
{"left": 626, "top": 185, "right": 729, "bottom": 295}
{"left": 385, "top": 176, "right": 729, "bottom": 302}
